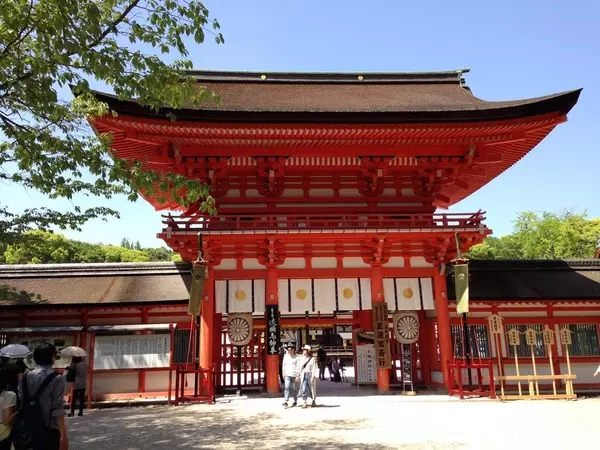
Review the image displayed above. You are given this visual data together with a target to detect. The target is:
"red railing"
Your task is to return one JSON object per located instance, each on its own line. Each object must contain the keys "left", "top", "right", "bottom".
{"left": 447, "top": 360, "right": 496, "bottom": 400}
{"left": 171, "top": 366, "right": 216, "bottom": 406}
{"left": 161, "top": 211, "right": 487, "bottom": 233}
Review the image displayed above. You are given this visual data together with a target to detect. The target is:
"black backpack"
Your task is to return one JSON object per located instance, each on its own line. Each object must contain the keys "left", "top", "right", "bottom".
{"left": 13, "top": 372, "right": 59, "bottom": 450}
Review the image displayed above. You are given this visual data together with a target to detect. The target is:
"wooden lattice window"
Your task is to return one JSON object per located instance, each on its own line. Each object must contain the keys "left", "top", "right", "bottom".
{"left": 567, "top": 324, "right": 600, "bottom": 356}
{"left": 505, "top": 324, "right": 546, "bottom": 358}
{"left": 451, "top": 324, "right": 490, "bottom": 358}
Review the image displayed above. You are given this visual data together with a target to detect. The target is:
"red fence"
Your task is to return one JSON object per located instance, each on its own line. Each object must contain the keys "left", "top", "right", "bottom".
{"left": 171, "top": 366, "right": 215, "bottom": 405}
{"left": 162, "top": 212, "right": 487, "bottom": 233}
{"left": 447, "top": 361, "right": 496, "bottom": 400}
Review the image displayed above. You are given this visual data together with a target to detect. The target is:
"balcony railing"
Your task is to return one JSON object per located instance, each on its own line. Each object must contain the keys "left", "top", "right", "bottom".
{"left": 161, "top": 211, "right": 488, "bottom": 233}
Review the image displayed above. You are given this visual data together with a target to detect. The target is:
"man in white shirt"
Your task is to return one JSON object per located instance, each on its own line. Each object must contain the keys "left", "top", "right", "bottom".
{"left": 281, "top": 343, "right": 298, "bottom": 408}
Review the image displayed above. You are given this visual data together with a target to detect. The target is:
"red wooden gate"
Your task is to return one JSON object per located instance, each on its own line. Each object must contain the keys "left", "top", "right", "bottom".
{"left": 219, "top": 328, "right": 266, "bottom": 390}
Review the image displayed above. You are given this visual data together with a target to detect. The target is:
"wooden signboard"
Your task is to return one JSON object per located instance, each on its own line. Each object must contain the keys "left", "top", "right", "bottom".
{"left": 356, "top": 344, "right": 377, "bottom": 384}
{"left": 372, "top": 302, "right": 391, "bottom": 368}
{"left": 402, "top": 344, "right": 414, "bottom": 392}
{"left": 266, "top": 305, "right": 280, "bottom": 355}
{"left": 93, "top": 334, "right": 170, "bottom": 370}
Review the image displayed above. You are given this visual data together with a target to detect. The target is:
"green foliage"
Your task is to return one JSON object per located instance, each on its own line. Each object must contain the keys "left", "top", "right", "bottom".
{"left": 0, "top": 0, "right": 220, "bottom": 243}
{"left": 467, "top": 210, "right": 600, "bottom": 260}
{"left": 2, "top": 230, "right": 175, "bottom": 264}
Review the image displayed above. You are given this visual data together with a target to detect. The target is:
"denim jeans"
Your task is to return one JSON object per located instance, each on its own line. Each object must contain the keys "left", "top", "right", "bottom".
{"left": 284, "top": 376, "right": 297, "bottom": 402}
{"left": 301, "top": 372, "right": 312, "bottom": 401}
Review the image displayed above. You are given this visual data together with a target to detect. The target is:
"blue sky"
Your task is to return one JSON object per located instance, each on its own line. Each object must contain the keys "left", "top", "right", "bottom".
{"left": 3, "top": 0, "right": 599, "bottom": 248}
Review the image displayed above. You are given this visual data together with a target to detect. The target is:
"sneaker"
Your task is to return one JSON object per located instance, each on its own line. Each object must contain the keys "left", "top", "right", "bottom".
{"left": 78, "top": 412, "right": 83, "bottom": 417}
{"left": 302, "top": 403, "right": 308, "bottom": 409}
{"left": 311, "top": 401, "right": 316, "bottom": 407}
{"left": 292, "top": 401, "right": 297, "bottom": 407}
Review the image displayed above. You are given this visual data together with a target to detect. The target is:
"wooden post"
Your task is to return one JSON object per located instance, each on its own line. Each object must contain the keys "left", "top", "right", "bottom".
{"left": 265, "top": 266, "right": 280, "bottom": 394}
{"left": 87, "top": 334, "right": 95, "bottom": 410}
{"left": 371, "top": 265, "right": 390, "bottom": 391}
{"left": 495, "top": 334, "right": 504, "bottom": 397}
{"left": 433, "top": 273, "right": 452, "bottom": 391}
{"left": 200, "top": 267, "right": 215, "bottom": 369}
{"left": 525, "top": 328, "right": 539, "bottom": 395}
{"left": 168, "top": 324, "right": 174, "bottom": 405}
{"left": 543, "top": 326, "right": 557, "bottom": 396}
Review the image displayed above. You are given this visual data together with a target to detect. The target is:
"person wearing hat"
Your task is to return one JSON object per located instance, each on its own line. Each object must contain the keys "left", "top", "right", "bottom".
{"left": 298, "top": 345, "right": 317, "bottom": 408}
{"left": 281, "top": 343, "right": 298, "bottom": 407}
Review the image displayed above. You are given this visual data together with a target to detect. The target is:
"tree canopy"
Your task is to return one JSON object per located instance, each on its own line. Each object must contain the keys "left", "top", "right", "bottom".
{"left": 0, "top": 0, "right": 220, "bottom": 244}
{"left": 1, "top": 229, "right": 179, "bottom": 264}
{"left": 467, "top": 210, "right": 600, "bottom": 260}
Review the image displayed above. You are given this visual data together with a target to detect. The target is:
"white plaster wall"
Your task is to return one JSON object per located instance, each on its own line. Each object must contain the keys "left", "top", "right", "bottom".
{"left": 560, "top": 363, "right": 598, "bottom": 384}
{"left": 279, "top": 258, "right": 306, "bottom": 269}
{"left": 148, "top": 315, "right": 188, "bottom": 325}
{"left": 311, "top": 257, "right": 337, "bottom": 269}
{"left": 146, "top": 371, "right": 175, "bottom": 392}
{"left": 214, "top": 258, "right": 237, "bottom": 270}
{"left": 382, "top": 257, "right": 405, "bottom": 268}
{"left": 409, "top": 257, "right": 433, "bottom": 268}
{"left": 343, "top": 257, "right": 370, "bottom": 268}
{"left": 242, "top": 258, "right": 265, "bottom": 269}
{"left": 92, "top": 373, "right": 138, "bottom": 395}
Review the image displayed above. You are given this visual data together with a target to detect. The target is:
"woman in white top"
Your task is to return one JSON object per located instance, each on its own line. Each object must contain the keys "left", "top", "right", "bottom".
{"left": 298, "top": 345, "right": 317, "bottom": 409}
{"left": 0, "top": 368, "right": 17, "bottom": 450}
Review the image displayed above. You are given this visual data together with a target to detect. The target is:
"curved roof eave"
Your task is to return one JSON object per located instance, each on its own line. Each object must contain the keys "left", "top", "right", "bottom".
{"left": 89, "top": 89, "right": 582, "bottom": 125}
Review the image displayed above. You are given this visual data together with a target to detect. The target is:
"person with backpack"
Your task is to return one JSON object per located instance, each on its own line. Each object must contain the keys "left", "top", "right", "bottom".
{"left": 0, "top": 368, "right": 18, "bottom": 450}
{"left": 15, "top": 343, "right": 68, "bottom": 450}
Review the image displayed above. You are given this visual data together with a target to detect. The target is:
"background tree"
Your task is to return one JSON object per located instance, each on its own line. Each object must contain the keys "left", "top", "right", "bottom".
{"left": 0, "top": 0, "right": 221, "bottom": 244}
{"left": 468, "top": 210, "right": 600, "bottom": 260}
{"left": 3, "top": 230, "right": 175, "bottom": 263}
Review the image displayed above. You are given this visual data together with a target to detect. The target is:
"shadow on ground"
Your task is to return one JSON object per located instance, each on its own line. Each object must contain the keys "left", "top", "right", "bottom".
{"left": 67, "top": 404, "right": 388, "bottom": 450}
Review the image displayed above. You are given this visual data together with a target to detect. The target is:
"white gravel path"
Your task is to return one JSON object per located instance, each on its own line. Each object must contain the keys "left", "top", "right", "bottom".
{"left": 67, "top": 393, "right": 600, "bottom": 449}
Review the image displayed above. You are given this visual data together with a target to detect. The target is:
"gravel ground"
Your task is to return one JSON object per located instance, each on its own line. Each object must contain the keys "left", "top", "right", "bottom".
{"left": 67, "top": 392, "right": 600, "bottom": 450}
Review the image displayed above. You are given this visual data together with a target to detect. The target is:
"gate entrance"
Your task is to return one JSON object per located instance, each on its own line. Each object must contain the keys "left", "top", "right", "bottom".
{"left": 218, "top": 328, "right": 265, "bottom": 391}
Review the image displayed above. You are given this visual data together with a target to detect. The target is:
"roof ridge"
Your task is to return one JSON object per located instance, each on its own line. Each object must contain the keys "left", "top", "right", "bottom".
{"left": 186, "top": 69, "right": 469, "bottom": 85}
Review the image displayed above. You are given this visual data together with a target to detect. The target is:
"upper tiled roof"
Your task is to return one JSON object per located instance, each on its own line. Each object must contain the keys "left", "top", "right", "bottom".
{"left": 90, "top": 69, "right": 581, "bottom": 123}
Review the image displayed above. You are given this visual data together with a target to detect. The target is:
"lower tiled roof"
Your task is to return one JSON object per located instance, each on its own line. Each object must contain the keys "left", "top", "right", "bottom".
{"left": 446, "top": 259, "right": 600, "bottom": 300}
{"left": 2, "top": 259, "right": 600, "bottom": 307}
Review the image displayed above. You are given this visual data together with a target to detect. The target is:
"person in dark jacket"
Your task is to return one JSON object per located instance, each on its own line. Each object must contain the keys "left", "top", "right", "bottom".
{"left": 317, "top": 345, "right": 327, "bottom": 380}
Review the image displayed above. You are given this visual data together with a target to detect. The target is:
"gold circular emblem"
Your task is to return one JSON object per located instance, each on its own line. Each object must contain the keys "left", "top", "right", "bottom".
{"left": 402, "top": 288, "right": 414, "bottom": 299}
{"left": 343, "top": 288, "right": 353, "bottom": 299}
{"left": 235, "top": 290, "right": 246, "bottom": 301}
{"left": 296, "top": 289, "right": 307, "bottom": 300}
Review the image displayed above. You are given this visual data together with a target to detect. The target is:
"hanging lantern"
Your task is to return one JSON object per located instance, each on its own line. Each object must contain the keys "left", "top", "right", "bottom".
{"left": 188, "top": 233, "right": 207, "bottom": 317}
{"left": 454, "top": 264, "right": 469, "bottom": 314}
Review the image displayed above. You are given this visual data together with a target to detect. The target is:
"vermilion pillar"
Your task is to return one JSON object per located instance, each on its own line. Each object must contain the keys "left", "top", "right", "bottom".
{"left": 265, "top": 267, "right": 280, "bottom": 393}
{"left": 433, "top": 273, "right": 452, "bottom": 391}
{"left": 371, "top": 265, "right": 391, "bottom": 391}
{"left": 200, "top": 267, "right": 215, "bottom": 369}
